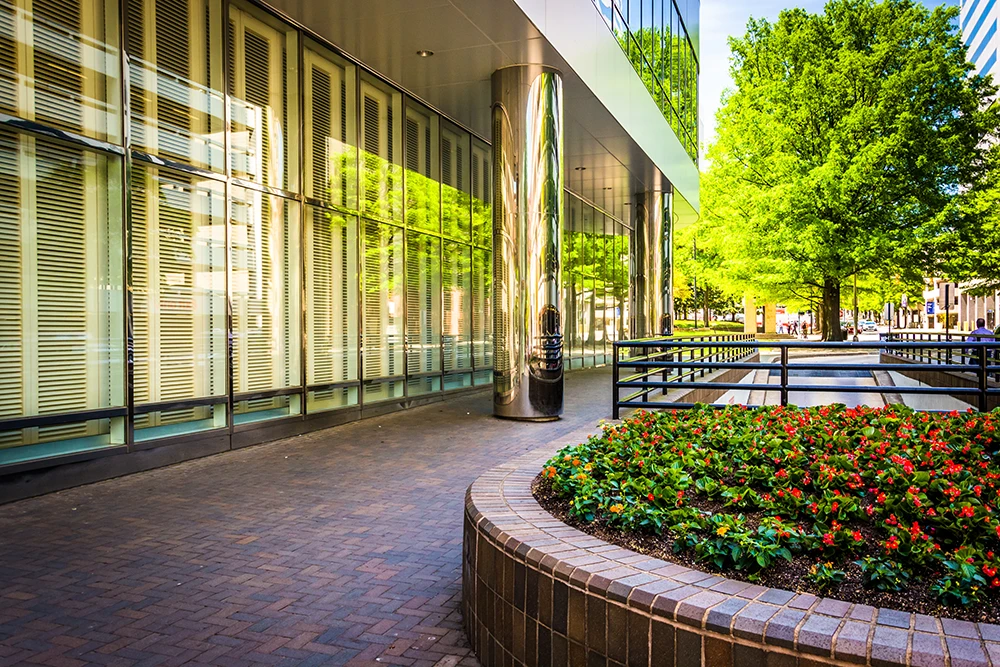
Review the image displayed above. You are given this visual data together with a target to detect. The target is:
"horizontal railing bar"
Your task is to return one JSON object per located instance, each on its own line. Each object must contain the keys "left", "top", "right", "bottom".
{"left": 618, "top": 360, "right": 772, "bottom": 370}
{"left": 614, "top": 340, "right": 998, "bottom": 349}
{"left": 787, "top": 363, "right": 982, "bottom": 373}
{"left": 618, "top": 381, "right": 765, "bottom": 391}
{"left": 615, "top": 400, "right": 973, "bottom": 414}
{"left": 781, "top": 384, "right": 982, "bottom": 395}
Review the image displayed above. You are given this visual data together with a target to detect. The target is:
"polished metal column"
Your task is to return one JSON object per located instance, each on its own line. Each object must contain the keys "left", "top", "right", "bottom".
{"left": 492, "top": 65, "right": 564, "bottom": 420}
{"left": 632, "top": 190, "right": 670, "bottom": 338}
{"left": 661, "top": 190, "right": 674, "bottom": 335}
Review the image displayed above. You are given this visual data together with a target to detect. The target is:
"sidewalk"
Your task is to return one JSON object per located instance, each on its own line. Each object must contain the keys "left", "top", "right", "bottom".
{"left": 0, "top": 369, "right": 614, "bottom": 667}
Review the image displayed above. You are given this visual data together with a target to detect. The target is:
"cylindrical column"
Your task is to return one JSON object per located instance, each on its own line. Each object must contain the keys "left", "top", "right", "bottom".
{"left": 492, "top": 65, "right": 564, "bottom": 420}
{"left": 632, "top": 191, "right": 668, "bottom": 338}
{"left": 661, "top": 190, "right": 674, "bottom": 336}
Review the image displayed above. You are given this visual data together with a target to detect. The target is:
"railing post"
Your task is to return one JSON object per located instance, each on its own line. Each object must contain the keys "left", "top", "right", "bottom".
{"left": 642, "top": 343, "right": 650, "bottom": 404}
{"left": 979, "top": 343, "right": 988, "bottom": 413}
{"left": 780, "top": 345, "right": 789, "bottom": 407}
{"left": 612, "top": 343, "right": 620, "bottom": 420}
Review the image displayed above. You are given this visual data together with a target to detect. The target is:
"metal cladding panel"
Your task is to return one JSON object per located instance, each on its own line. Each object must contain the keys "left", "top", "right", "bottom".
{"left": 492, "top": 65, "right": 564, "bottom": 420}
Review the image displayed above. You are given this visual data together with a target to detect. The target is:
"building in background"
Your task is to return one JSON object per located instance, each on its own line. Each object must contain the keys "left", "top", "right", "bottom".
{"left": 0, "top": 0, "right": 698, "bottom": 500}
{"left": 931, "top": 0, "right": 1000, "bottom": 331}
{"left": 963, "top": 0, "right": 998, "bottom": 77}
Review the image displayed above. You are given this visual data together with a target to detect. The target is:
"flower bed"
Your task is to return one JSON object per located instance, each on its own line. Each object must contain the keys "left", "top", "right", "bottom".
{"left": 538, "top": 405, "right": 1000, "bottom": 619}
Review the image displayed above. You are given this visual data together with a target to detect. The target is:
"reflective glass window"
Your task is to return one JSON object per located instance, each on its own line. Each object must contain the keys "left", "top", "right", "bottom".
{"left": 360, "top": 74, "right": 402, "bottom": 222}
{"left": 362, "top": 219, "right": 404, "bottom": 401}
{"left": 303, "top": 40, "right": 357, "bottom": 210}
{"left": 128, "top": 0, "right": 225, "bottom": 171}
{"left": 0, "top": 129, "right": 124, "bottom": 462}
{"left": 228, "top": 2, "right": 299, "bottom": 192}
{"left": 305, "top": 206, "right": 358, "bottom": 411}
{"left": 0, "top": 0, "right": 121, "bottom": 143}
{"left": 472, "top": 246, "right": 492, "bottom": 380}
{"left": 132, "top": 165, "right": 227, "bottom": 441}
{"left": 441, "top": 121, "right": 470, "bottom": 241}
{"left": 230, "top": 186, "right": 301, "bottom": 422}
{"left": 442, "top": 240, "right": 471, "bottom": 379}
{"left": 404, "top": 101, "right": 439, "bottom": 233}
{"left": 471, "top": 137, "right": 491, "bottom": 248}
{"left": 405, "top": 231, "right": 441, "bottom": 395}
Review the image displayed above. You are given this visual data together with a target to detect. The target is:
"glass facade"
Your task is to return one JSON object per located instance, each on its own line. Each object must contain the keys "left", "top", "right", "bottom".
{"left": 562, "top": 193, "right": 631, "bottom": 370}
{"left": 594, "top": 0, "right": 699, "bottom": 160}
{"left": 0, "top": 0, "right": 638, "bottom": 471}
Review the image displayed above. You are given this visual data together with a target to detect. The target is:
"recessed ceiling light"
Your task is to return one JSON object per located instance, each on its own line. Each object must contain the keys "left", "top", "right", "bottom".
{"left": 416, "top": 50, "right": 434, "bottom": 57}
{"left": 574, "top": 166, "right": 586, "bottom": 171}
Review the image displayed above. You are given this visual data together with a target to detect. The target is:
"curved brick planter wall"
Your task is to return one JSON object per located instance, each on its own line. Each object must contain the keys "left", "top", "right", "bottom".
{"left": 463, "top": 444, "right": 1000, "bottom": 667}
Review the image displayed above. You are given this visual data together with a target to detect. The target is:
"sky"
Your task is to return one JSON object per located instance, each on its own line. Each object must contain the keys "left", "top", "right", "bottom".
{"left": 699, "top": 0, "right": 961, "bottom": 156}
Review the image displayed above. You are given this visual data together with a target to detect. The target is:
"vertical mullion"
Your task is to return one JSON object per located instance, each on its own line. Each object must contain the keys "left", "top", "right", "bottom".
{"left": 298, "top": 27, "right": 307, "bottom": 416}
{"left": 120, "top": 0, "right": 134, "bottom": 447}
{"left": 223, "top": 0, "right": 235, "bottom": 440}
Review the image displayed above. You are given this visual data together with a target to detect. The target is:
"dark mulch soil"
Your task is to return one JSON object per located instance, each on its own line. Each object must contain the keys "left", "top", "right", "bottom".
{"left": 532, "top": 474, "right": 1000, "bottom": 623}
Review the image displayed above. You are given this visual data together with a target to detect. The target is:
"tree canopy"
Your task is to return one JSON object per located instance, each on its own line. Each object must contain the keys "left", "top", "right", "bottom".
{"left": 699, "top": 0, "right": 999, "bottom": 339}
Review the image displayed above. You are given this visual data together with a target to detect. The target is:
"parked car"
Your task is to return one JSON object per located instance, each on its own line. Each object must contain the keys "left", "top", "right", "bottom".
{"left": 862, "top": 321, "right": 877, "bottom": 332}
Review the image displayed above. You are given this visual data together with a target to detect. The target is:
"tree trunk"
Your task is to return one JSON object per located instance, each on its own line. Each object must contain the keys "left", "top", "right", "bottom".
{"left": 703, "top": 291, "right": 710, "bottom": 328}
{"left": 821, "top": 277, "right": 844, "bottom": 341}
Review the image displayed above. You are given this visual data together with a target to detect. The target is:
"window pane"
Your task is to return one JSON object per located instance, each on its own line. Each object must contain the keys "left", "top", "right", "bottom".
{"left": 305, "top": 206, "right": 358, "bottom": 390}
{"left": 128, "top": 0, "right": 225, "bottom": 171}
{"left": 0, "top": 129, "right": 124, "bottom": 459}
{"left": 360, "top": 74, "right": 402, "bottom": 222}
{"left": 405, "top": 231, "right": 440, "bottom": 395}
{"left": 472, "top": 246, "right": 492, "bottom": 373}
{"left": 307, "top": 385, "right": 357, "bottom": 412}
{"left": 471, "top": 138, "right": 491, "bottom": 248}
{"left": 618, "top": 222, "right": 631, "bottom": 340}
{"left": 304, "top": 40, "right": 357, "bottom": 210}
{"left": 441, "top": 122, "right": 470, "bottom": 241}
{"left": 131, "top": 165, "right": 227, "bottom": 439}
{"left": 235, "top": 393, "right": 299, "bottom": 424}
{"left": 0, "top": 0, "right": 121, "bottom": 143}
{"left": 362, "top": 219, "right": 404, "bottom": 401}
{"left": 230, "top": 187, "right": 301, "bottom": 400}
{"left": 228, "top": 2, "right": 299, "bottom": 192}
{"left": 404, "top": 101, "right": 440, "bottom": 233}
{"left": 442, "top": 241, "right": 471, "bottom": 374}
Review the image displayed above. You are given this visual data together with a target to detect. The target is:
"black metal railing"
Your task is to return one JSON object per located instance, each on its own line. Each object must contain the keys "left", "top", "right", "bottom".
{"left": 612, "top": 338, "right": 1000, "bottom": 418}
{"left": 612, "top": 334, "right": 758, "bottom": 418}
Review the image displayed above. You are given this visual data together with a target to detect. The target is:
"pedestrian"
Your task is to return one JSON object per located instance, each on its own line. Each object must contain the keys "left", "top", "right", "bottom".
{"left": 966, "top": 317, "right": 995, "bottom": 369}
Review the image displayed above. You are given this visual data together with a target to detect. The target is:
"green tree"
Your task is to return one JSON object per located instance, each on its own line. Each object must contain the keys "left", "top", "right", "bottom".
{"left": 935, "top": 145, "right": 1000, "bottom": 294}
{"left": 701, "top": 0, "right": 998, "bottom": 340}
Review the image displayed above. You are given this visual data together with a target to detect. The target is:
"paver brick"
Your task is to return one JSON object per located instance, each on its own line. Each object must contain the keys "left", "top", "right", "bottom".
{"left": 0, "top": 367, "right": 620, "bottom": 666}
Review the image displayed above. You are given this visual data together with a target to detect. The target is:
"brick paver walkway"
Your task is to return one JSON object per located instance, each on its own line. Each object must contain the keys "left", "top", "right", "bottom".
{"left": 0, "top": 368, "right": 612, "bottom": 667}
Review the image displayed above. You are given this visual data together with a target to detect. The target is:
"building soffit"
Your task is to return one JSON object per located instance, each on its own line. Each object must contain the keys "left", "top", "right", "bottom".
{"left": 261, "top": 0, "right": 699, "bottom": 223}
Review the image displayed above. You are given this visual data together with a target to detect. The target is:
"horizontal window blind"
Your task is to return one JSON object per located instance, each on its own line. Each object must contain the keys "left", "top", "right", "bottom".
{"left": 0, "top": 0, "right": 120, "bottom": 143}
{"left": 0, "top": 129, "right": 123, "bottom": 450}
{"left": 305, "top": 207, "right": 358, "bottom": 387}
{"left": 128, "top": 0, "right": 224, "bottom": 171}
{"left": 131, "top": 165, "right": 227, "bottom": 430}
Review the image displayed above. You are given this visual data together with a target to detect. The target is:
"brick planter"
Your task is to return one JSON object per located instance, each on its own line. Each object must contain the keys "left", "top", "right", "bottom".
{"left": 462, "top": 443, "right": 1000, "bottom": 667}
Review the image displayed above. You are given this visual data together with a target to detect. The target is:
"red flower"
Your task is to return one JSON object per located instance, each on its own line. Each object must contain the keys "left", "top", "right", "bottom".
{"left": 822, "top": 533, "right": 835, "bottom": 547}
{"left": 647, "top": 493, "right": 655, "bottom": 502}
{"left": 885, "top": 536, "right": 900, "bottom": 551}
{"left": 852, "top": 531, "right": 863, "bottom": 542}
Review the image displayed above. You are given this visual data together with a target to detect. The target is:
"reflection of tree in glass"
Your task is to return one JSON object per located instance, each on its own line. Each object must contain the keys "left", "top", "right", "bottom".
{"left": 614, "top": 27, "right": 698, "bottom": 159}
